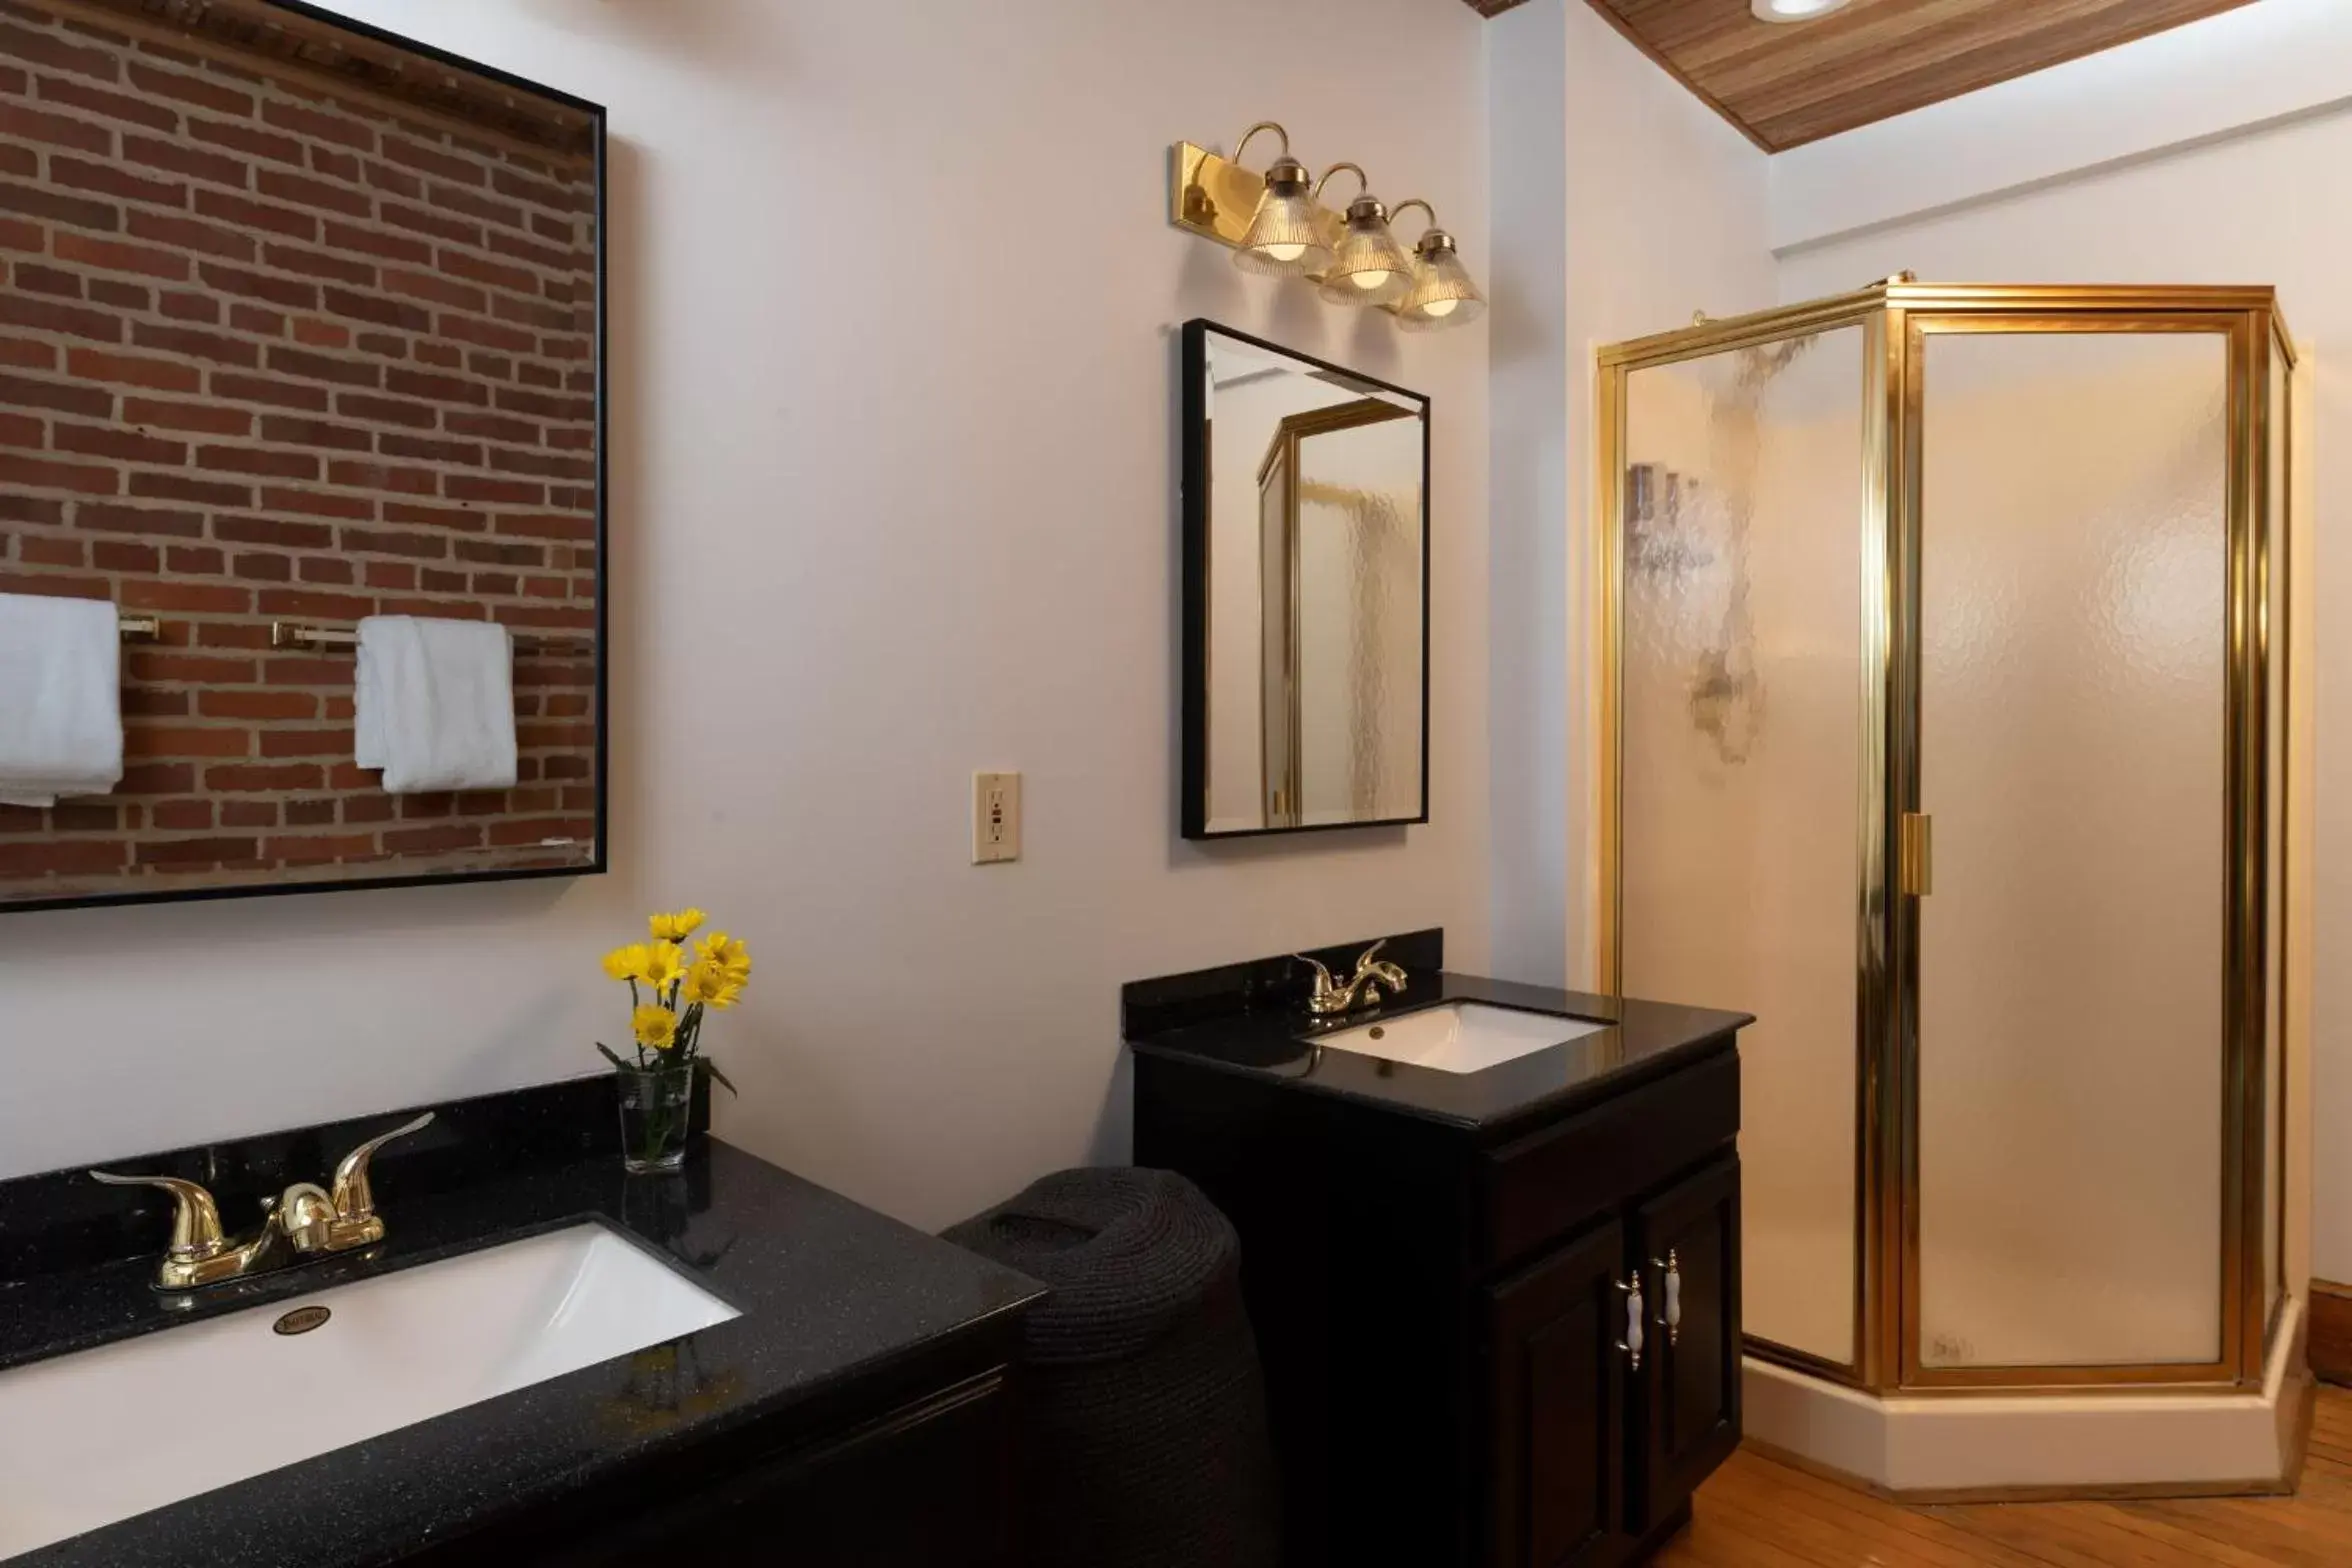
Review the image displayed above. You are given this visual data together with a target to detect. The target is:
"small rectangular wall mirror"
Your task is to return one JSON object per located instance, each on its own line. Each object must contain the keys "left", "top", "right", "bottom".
{"left": 1181, "top": 320, "right": 1428, "bottom": 839}
{"left": 0, "top": 0, "right": 604, "bottom": 914}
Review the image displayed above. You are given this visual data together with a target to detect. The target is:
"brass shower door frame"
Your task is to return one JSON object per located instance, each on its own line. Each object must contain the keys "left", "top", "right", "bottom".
{"left": 1255, "top": 398, "right": 1419, "bottom": 827}
{"left": 1596, "top": 280, "right": 2292, "bottom": 1396}
{"left": 1892, "top": 297, "right": 2274, "bottom": 1392}
{"left": 1598, "top": 284, "right": 1898, "bottom": 1391}
{"left": 2264, "top": 306, "right": 2298, "bottom": 1348}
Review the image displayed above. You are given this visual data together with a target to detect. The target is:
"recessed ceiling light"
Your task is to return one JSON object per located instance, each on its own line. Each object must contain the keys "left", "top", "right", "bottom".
{"left": 1752, "top": 0, "right": 1853, "bottom": 20}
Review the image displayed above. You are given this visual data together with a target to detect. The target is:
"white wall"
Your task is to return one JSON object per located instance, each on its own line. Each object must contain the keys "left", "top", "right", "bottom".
{"left": 1486, "top": 0, "right": 1773, "bottom": 987}
{"left": 1774, "top": 44, "right": 2340, "bottom": 1279}
{"left": 0, "top": 0, "right": 1493, "bottom": 1232}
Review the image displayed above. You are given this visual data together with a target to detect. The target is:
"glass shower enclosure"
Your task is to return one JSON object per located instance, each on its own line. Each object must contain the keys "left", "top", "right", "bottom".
{"left": 1599, "top": 279, "right": 2294, "bottom": 1393}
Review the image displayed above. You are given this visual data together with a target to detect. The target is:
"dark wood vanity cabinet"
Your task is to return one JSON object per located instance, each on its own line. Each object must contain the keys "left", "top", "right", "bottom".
{"left": 410, "top": 1329, "right": 1025, "bottom": 1568}
{"left": 537, "top": 1368, "right": 1021, "bottom": 1568}
{"left": 1631, "top": 1154, "right": 1742, "bottom": 1529}
{"left": 1487, "top": 1215, "right": 1634, "bottom": 1567}
{"left": 1134, "top": 1033, "right": 1742, "bottom": 1568}
{"left": 1489, "top": 1154, "right": 1741, "bottom": 1567}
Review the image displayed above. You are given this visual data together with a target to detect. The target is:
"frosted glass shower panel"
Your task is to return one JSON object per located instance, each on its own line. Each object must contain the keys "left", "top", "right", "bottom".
{"left": 1916, "top": 329, "right": 2228, "bottom": 1370}
{"left": 1620, "top": 326, "right": 1868, "bottom": 1369}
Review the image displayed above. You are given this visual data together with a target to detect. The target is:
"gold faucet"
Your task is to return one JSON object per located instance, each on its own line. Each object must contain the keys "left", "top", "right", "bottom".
{"left": 1294, "top": 940, "right": 1410, "bottom": 1018}
{"left": 90, "top": 1112, "right": 436, "bottom": 1292}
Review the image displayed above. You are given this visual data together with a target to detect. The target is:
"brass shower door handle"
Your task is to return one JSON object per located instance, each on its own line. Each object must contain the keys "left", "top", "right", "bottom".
{"left": 1901, "top": 812, "right": 1934, "bottom": 897}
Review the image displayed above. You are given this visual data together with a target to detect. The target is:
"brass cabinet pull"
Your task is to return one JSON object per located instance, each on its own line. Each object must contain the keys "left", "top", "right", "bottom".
{"left": 1616, "top": 1275, "right": 1645, "bottom": 1370}
{"left": 1900, "top": 812, "right": 1934, "bottom": 897}
{"left": 1653, "top": 1250, "right": 1682, "bottom": 1346}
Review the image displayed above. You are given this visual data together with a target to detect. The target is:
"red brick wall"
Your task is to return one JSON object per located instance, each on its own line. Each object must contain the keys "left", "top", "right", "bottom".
{"left": 0, "top": 0, "right": 600, "bottom": 903}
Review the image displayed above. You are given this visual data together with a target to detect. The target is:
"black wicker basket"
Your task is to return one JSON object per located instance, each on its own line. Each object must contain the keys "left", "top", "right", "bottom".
{"left": 944, "top": 1167, "right": 1282, "bottom": 1568}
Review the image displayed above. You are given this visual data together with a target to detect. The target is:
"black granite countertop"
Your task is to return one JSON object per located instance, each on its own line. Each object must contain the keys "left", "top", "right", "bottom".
{"left": 1, "top": 1137, "right": 1044, "bottom": 1567}
{"left": 1127, "top": 966, "right": 1752, "bottom": 1140}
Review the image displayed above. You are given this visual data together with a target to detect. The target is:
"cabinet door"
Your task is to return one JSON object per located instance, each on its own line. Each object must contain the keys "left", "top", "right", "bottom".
{"left": 1485, "top": 1217, "right": 1635, "bottom": 1568}
{"left": 1630, "top": 1154, "right": 1741, "bottom": 1528}
{"left": 459, "top": 1371, "right": 1019, "bottom": 1568}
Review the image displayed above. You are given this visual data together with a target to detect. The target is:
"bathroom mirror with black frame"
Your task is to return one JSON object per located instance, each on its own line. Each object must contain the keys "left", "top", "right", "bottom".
{"left": 1180, "top": 320, "right": 1430, "bottom": 840}
{"left": 0, "top": 0, "right": 606, "bottom": 915}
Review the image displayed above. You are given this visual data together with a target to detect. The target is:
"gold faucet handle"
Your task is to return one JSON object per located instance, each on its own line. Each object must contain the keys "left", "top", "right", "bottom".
{"left": 329, "top": 1111, "right": 435, "bottom": 1222}
{"left": 88, "top": 1171, "right": 228, "bottom": 1263}
{"left": 1289, "top": 953, "right": 1339, "bottom": 1005}
{"left": 1350, "top": 939, "right": 1390, "bottom": 978}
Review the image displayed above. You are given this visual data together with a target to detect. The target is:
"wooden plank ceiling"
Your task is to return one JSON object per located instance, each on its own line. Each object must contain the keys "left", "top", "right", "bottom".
{"left": 1465, "top": 0, "right": 2261, "bottom": 151}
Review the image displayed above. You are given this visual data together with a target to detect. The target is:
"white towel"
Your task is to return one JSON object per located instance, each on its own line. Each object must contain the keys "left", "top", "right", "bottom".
{"left": 0, "top": 591, "right": 124, "bottom": 808}
{"left": 353, "top": 616, "right": 518, "bottom": 795}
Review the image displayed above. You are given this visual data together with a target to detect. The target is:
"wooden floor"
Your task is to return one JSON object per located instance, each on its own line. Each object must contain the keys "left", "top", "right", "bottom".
{"left": 1654, "top": 1385, "right": 2352, "bottom": 1566}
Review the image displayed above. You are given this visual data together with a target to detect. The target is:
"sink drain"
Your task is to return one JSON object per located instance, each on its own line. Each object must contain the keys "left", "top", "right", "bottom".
{"left": 273, "top": 1305, "right": 331, "bottom": 1337}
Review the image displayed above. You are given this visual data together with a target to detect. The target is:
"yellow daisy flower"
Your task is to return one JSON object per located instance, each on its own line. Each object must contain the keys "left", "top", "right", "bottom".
{"left": 695, "top": 931, "right": 751, "bottom": 983}
{"left": 602, "top": 944, "right": 656, "bottom": 984}
{"left": 681, "top": 958, "right": 746, "bottom": 1011}
{"left": 649, "top": 908, "right": 706, "bottom": 944}
{"left": 632, "top": 1004, "right": 679, "bottom": 1051}
{"left": 641, "top": 942, "right": 687, "bottom": 993}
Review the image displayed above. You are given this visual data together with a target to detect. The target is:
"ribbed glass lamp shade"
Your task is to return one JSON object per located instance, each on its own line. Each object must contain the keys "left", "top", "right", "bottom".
{"left": 1233, "top": 157, "right": 1333, "bottom": 277}
{"left": 1396, "top": 235, "right": 1487, "bottom": 332}
{"left": 1316, "top": 198, "right": 1415, "bottom": 307}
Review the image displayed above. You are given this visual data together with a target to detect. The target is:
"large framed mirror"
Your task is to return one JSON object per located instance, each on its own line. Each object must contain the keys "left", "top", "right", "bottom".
{"left": 0, "top": 0, "right": 604, "bottom": 914}
{"left": 1181, "top": 321, "right": 1429, "bottom": 839}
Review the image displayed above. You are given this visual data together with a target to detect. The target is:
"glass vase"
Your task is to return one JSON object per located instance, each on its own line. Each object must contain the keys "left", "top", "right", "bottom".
{"left": 616, "top": 1061, "right": 694, "bottom": 1174}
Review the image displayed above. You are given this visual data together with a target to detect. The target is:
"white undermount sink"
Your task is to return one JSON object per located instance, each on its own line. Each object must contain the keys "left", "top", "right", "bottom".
{"left": 1314, "top": 1002, "right": 1608, "bottom": 1075}
{"left": 0, "top": 1222, "right": 738, "bottom": 1560}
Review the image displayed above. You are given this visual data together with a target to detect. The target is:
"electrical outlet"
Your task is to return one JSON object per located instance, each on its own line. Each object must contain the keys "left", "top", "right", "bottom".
{"left": 972, "top": 771, "right": 1021, "bottom": 864}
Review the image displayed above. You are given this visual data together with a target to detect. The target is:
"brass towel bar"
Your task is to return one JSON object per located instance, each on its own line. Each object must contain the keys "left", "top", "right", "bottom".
{"left": 270, "top": 620, "right": 593, "bottom": 653}
{"left": 97, "top": 617, "right": 591, "bottom": 651}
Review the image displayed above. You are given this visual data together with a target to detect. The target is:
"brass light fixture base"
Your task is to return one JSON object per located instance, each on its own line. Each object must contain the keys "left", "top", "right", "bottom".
{"left": 1172, "top": 142, "right": 1417, "bottom": 318}
{"left": 1173, "top": 141, "right": 1292, "bottom": 248}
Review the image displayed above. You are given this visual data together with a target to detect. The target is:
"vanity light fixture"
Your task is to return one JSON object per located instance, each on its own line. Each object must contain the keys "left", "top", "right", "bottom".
{"left": 1170, "top": 121, "right": 1484, "bottom": 333}
{"left": 1751, "top": 0, "right": 1853, "bottom": 19}
{"left": 1228, "top": 122, "right": 1333, "bottom": 278}
{"left": 1389, "top": 201, "right": 1486, "bottom": 332}
{"left": 1313, "top": 165, "right": 1415, "bottom": 307}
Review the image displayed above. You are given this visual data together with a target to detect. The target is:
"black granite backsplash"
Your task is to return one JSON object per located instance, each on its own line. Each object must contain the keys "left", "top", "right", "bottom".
{"left": 1119, "top": 927, "right": 1444, "bottom": 1039}
{"left": 0, "top": 1070, "right": 709, "bottom": 1283}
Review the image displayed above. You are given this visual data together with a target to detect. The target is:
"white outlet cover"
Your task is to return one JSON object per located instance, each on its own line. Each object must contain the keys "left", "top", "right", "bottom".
{"left": 972, "top": 771, "right": 1021, "bottom": 864}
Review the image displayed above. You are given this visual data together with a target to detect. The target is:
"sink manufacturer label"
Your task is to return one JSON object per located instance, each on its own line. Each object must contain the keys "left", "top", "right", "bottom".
{"left": 273, "top": 1305, "right": 332, "bottom": 1337}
